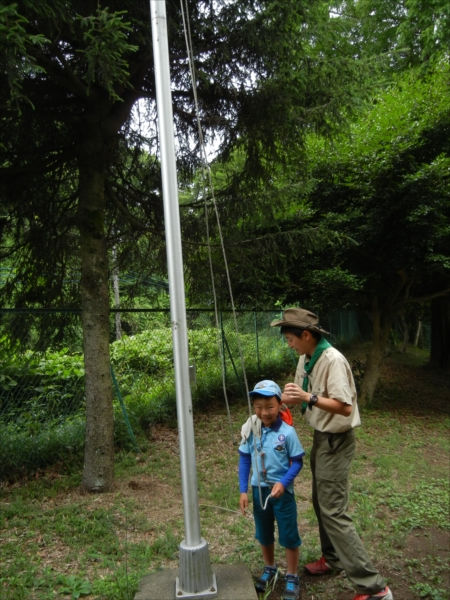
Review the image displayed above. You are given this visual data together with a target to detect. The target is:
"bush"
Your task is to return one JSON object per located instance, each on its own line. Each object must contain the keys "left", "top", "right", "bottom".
{"left": 0, "top": 348, "right": 85, "bottom": 423}
{"left": 0, "top": 320, "right": 292, "bottom": 479}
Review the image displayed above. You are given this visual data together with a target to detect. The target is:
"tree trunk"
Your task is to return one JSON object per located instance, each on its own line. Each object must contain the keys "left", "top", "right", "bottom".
{"left": 400, "top": 314, "right": 409, "bottom": 353}
{"left": 359, "top": 300, "right": 392, "bottom": 405}
{"left": 414, "top": 319, "right": 422, "bottom": 347}
{"left": 78, "top": 124, "right": 115, "bottom": 492}
{"left": 430, "top": 296, "right": 450, "bottom": 370}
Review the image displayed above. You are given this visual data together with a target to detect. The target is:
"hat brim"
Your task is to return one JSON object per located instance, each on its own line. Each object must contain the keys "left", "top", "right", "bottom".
{"left": 270, "top": 318, "right": 330, "bottom": 335}
{"left": 249, "top": 389, "right": 281, "bottom": 400}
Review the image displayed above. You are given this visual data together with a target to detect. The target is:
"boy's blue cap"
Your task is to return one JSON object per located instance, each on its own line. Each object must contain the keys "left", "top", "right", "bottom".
{"left": 249, "top": 380, "right": 282, "bottom": 400}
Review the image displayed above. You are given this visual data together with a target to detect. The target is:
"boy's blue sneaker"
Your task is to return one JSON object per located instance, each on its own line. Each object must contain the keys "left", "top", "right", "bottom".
{"left": 254, "top": 566, "right": 278, "bottom": 593}
{"left": 283, "top": 574, "right": 301, "bottom": 600}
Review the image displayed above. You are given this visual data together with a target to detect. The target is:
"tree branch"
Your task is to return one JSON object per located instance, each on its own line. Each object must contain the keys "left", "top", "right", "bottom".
{"left": 105, "top": 180, "right": 164, "bottom": 238}
{"left": 398, "top": 288, "right": 450, "bottom": 307}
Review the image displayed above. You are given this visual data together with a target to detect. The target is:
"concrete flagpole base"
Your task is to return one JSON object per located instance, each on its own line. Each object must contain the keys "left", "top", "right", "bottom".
{"left": 176, "top": 538, "right": 216, "bottom": 598}
{"left": 135, "top": 564, "right": 258, "bottom": 600}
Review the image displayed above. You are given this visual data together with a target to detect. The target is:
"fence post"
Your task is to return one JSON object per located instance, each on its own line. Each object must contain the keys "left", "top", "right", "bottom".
{"left": 110, "top": 365, "right": 139, "bottom": 452}
{"left": 254, "top": 310, "right": 260, "bottom": 372}
{"left": 220, "top": 311, "right": 227, "bottom": 386}
{"left": 222, "top": 329, "right": 247, "bottom": 400}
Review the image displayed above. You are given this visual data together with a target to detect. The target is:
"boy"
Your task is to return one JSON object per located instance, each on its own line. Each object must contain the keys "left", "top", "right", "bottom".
{"left": 238, "top": 380, "right": 305, "bottom": 600}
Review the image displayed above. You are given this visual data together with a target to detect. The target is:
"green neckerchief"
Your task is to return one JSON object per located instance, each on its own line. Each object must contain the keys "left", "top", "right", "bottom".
{"left": 301, "top": 336, "right": 332, "bottom": 414}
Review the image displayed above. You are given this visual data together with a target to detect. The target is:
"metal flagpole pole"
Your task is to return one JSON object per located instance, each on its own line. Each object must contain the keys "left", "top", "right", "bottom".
{"left": 149, "top": 2, "right": 217, "bottom": 598}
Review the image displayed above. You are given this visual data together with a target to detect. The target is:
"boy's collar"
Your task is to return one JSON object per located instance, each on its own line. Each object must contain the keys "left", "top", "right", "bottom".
{"left": 262, "top": 415, "right": 283, "bottom": 432}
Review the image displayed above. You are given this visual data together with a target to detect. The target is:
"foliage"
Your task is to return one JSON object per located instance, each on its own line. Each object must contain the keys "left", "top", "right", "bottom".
{"left": 0, "top": 416, "right": 86, "bottom": 479}
{"left": 410, "top": 582, "right": 447, "bottom": 600}
{"left": 77, "top": 8, "right": 138, "bottom": 102}
{"left": 0, "top": 317, "right": 293, "bottom": 478}
{"left": 0, "top": 347, "right": 85, "bottom": 424}
{"left": 331, "top": 0, "right": 450, "bottom": 72}
{"left": 301, "top": 59, "right": 450, "bottom": 313}
{"left": 58, "top": 575, "right": 92, "bottom": 599}
{"left": 0, "top": 3, "right": 48, "bottom": 108}
{"left": 2, "top": 0, "right": 448, "bottom": 484}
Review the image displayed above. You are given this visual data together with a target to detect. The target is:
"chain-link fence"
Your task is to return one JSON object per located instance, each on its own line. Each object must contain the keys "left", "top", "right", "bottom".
{"left": 0, "top": 308, "right": 298, "bottom": 479}
{"left": 1, "top": 307, "right": 394, "bottom": 480}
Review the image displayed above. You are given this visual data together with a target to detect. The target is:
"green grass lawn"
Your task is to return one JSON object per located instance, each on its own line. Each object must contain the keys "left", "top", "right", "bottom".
{"left": 0, "top": 346, "right": 448, "bottom": 600}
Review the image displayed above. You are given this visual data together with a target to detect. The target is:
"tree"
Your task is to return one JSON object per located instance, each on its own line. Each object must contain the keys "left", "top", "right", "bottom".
{"left": 302, "top": 60, "right": 450, "bottom": 402}
{"left": 1, "top": 0, "right": 373, "bottom": 489}
{"left": 330, "top": 0, "right": 450, "bottom": 71}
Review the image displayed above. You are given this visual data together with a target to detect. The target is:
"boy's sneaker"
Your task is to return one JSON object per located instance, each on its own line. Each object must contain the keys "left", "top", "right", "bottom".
{"left": 353, "top": 587, "right": 394, "bottom": 600}
{"left": 254, "top": 566, "right": 277, "bottom": 594}
{"left": 304, "top": 556, "right": 337, "bottom": 575}
{"left": 282, "top": 574, "right": 300, "bottom": 600}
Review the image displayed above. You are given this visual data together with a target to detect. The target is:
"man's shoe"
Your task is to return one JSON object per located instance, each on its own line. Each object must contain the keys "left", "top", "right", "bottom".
{"left": 282, "top": 574, "right": 300, "bottom": 600}
{"left": 304, "top": 556, "right": 336, "bottom": 575}
{"left": 353, "top": 586, "right": 394, "bottom": 600}
{"left": 254, "top": 566, "right": 278, "bottom": 594}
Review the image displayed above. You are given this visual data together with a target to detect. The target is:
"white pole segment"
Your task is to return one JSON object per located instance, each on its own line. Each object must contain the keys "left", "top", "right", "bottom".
{"left": 149, "top": 2, "right": 216, "bottom": 597}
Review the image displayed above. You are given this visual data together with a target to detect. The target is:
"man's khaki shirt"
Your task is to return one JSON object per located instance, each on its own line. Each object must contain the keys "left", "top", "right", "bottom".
{"left": 294, "top": 346, "right": 361, "bottom": 433}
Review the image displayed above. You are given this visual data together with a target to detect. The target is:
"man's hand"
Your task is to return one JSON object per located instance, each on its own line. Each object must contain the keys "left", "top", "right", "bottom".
{"left": 239, "top": 492, "right": 248, "bottom": 515}
{"left": 283, "top": 383, "right": 353, "bottom": 417}
{"left": 283, "top": 383, "right": 308, "bottom": 405}
{"left": 270, "top": 482, "right": 285, "bottom": 498}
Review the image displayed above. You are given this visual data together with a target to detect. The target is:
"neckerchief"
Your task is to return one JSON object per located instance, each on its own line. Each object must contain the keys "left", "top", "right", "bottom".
{"left": 301, "top": 336, "right": 332, "bottom": 414}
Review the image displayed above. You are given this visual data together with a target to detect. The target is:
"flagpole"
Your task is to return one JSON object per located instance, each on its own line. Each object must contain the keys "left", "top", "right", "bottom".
{"left": 149, "top": 1, "right": 217, "bottom": 597}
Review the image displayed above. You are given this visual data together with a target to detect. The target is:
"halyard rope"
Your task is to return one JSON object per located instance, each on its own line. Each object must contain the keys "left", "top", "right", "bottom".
{"left": 179, "top": 0, "right": 266, "bottom": 506}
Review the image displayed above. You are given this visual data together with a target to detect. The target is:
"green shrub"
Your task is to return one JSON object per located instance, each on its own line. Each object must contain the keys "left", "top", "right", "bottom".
{"left": 0, "top": 415, "right": 86, "bottom": 479}
{"left": 0, "top": 348, "right": 85, "bottom": 423}
{"left": 0, "top": 322, "right": 292, "bottom": 479}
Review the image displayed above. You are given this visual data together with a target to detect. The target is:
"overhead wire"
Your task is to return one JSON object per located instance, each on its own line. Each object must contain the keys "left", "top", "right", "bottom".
{"left": 179, "top": 0, "right": 236, "bottom": 446}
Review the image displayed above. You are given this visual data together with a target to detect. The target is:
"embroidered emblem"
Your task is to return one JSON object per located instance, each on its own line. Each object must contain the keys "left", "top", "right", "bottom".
{"left": 274, "top": 445, "right": 285, "bottom": 452}
{"left": 278, "top": 434, "right": 285, "bottom": 442}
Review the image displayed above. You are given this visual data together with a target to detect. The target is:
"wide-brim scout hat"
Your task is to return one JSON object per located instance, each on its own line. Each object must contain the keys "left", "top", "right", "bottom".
{"left": 270, "top": 307, "right": 330, "bottom": 335}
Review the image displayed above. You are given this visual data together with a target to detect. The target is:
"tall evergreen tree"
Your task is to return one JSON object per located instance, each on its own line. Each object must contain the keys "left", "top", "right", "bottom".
{"left": 0, "top": 0, "right": 371, "bottom": 489}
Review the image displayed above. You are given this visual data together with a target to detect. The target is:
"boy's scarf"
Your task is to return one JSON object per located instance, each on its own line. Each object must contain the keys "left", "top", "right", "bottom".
{"left": 240, "top": 406, "right": 293, "bottom": 443}
{"left": 301, "top": 337, "right": 332, "bottom": 414}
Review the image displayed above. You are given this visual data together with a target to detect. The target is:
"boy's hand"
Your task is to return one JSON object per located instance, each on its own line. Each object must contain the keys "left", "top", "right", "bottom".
{"left": 239, "top": 492, "right": 248, "bottom": 515}
{"left": 270, "top": 482, "right": 285, "bottom": 498}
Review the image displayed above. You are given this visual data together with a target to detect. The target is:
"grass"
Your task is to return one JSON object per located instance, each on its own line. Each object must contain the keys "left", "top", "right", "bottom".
{"left": 0, "top": 346, "right": 449, "bottom": 600}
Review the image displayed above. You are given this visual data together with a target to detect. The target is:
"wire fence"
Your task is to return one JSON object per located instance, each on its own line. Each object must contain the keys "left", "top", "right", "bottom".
{"left": 0, "top": 307, "right": 426, "bottom": 479}
{"left": 0, "top": 309, "right": 299, "bottom": 479}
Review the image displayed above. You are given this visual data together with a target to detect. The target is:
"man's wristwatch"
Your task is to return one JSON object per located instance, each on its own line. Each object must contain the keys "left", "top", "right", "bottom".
{"left": 308, "top": 393, "right": 319, "bottom": 410}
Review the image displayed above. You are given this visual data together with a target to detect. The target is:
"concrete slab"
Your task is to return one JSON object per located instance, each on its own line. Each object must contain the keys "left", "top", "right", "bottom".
{"left": 135, "top": 564, "right": 258, "bottom": 600}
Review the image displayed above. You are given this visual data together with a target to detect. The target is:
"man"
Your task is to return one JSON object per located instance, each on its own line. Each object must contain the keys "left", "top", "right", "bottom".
{"left": 271, "top": 307, "right": 394, "bottom": 600}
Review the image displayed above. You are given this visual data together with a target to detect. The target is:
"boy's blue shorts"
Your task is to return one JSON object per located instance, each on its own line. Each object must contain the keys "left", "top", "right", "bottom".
{"left": 252, "top": 486, "right": 301, "bottom": 549}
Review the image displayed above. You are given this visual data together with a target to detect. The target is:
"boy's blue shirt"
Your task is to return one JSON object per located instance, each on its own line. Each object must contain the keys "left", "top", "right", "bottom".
{"left": 239, "top": 416, "right": 305, "bottom": 493}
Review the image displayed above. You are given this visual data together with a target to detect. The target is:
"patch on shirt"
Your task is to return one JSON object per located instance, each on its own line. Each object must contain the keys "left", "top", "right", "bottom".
{"left": 274, "top": 444, "right": 286, "bottom": 452}
{"left": 278, "top": 434, "right": 285, "bottom": 442}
